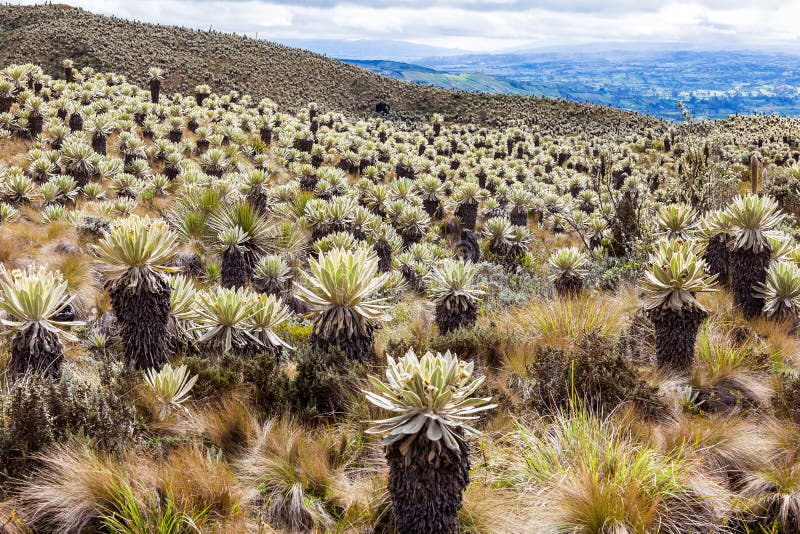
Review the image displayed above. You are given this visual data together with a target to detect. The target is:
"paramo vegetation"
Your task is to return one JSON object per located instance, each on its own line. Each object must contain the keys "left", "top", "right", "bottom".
{"left": 3, "top": 31, "right": 800, "bottom": 534}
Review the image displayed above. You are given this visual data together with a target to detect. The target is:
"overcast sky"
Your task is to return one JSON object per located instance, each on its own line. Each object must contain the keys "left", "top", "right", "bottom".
{"left": 14, "top": 0, "right": 800, "bottom": 51}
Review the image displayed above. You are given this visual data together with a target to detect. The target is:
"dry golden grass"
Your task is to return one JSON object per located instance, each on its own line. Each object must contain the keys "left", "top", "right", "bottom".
{"left": 158, "top": 444, "right": 247, "bottom": 526}
{"left": 16, "top": 438, "right": 250, "bottom": 533}
{"left": 193, "top": 394, "right": 259, "bottom": 457}
{"left": 0, "top": 137, "right": 31, "bottom": 167}
{"left": 373, "top": 297, "right": 435, "bottom": 358}
{"left": 507, "top": 292, "right": 628, "bottom": 354}
{"left": 738, "top": 421, "right": 800, "bottom": 531}
{"left": 493, "top": 409, "right": 731, "bottom": 533}
{"left": 657, "top": 414, "right": 767, "bottom": 487}
{"left": 237, "top": 417, "right": 350, "bottom": 532}
{"left": 0, "top": 224, "right": 37, "bottom": 265}
{"left": 458, "top": 480, "right": 535, "bottom": 534}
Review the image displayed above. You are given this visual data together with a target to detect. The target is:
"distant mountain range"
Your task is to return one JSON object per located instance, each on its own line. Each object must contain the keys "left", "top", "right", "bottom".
{"left": 275, "top": 39, "right": 467, "bottom": 62}
{"left": 326, "top": 43, "right": 800, "bottom": 121}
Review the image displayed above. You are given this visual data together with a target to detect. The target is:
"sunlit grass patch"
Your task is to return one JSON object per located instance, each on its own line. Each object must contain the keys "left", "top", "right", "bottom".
{"left": 495, "top": 409, "right": 729, "bottom": 533}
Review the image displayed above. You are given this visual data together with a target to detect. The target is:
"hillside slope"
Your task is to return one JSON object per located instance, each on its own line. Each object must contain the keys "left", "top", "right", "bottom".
{"left": 342, "top": 59, "right": 526, "bottom": 94}
{"left": 0, "top": 4, "right": 664, "bottom": 135}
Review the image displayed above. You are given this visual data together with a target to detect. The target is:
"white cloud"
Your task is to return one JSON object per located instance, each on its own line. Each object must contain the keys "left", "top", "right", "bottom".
{"left": 11, "top": 0, "right": 800, "bottom": 50}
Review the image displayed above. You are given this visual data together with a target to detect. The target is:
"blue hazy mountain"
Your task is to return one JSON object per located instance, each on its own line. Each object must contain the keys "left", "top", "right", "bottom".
{"left": 307, "top": 41, "right": 800, "bottom": 121}
{"left": 274, "top": 39, "right": 467, "bottom": 62}
{"left": 342, "top": 59, "right": 525, "bottom": 94}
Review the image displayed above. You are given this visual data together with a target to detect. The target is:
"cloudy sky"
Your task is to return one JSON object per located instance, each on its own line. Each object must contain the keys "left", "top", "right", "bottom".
{"left": 14, "top": 0, "right": 800, "bottom": 52}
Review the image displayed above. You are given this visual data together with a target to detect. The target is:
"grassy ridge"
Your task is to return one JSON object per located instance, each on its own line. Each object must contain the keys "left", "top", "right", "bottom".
{"left": 0, "top": 4, "right": 663, "bottom": 134}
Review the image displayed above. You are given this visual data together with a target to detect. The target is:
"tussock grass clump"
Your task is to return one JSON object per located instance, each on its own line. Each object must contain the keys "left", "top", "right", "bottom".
{"left": 238, "top": 417, "right": 349, "bottom": 532}
{"left": 510, "top": 293, "right": 628, "bottom": 352}
{"left": 738, "top": 422, "right": 800, "bottom": 532}
{"left": 500, "top": 410, "right": 729, "bottom": 533}
{"left": 16, "top": 440, "right": 246, "bottom": 533}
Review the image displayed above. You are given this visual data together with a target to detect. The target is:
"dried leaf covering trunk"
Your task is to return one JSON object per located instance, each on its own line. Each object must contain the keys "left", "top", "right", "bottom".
{"left": 311, "top": 311, "right": 374, "bottom": 361}
{"left": 435, "top": 298, "right": 477, "bottom": 335}
{"left": 729, "top": 245, "right": 771, "bottom": 319}
{"left": 648, "top": 307, "right": 707, "bottom": 370}
{"left": 386, "top": 434, "right": 469, "bottom": 534}
{"left": 704, "top": 234, "right": 729, "bottom": 287}
{"left": 220, "top": 247, "right": 249, "bottom": 289}
{"left": 9, "top": 325, "right": 63, "bottom": 379}
{"left": 108, "top": 270, "right": 172, "bottom": 369}
{"left": 455, "top": 202, "right": 478, "bottom": 231}
{"left": 554, "top": 273, "right": 583, "bottom": 298}
{"left": 750, "top": 154, "right": 760, "bottom": 193}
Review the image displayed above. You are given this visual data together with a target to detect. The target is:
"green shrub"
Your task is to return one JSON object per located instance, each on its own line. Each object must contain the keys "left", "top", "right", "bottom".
{"left": 771, "top": 372, "right": 800, "bottom": 423}
{"left": 241, "top": 352, "right": 292, "bottom": 416}
{"left": 763, "top": 168, "right": 800, "bottom": 218}
{"left": 180, "top": 355, "right": 240, "bottom": 401}
{"left": 274, "top": 320, "right": 313, "bottom": 346}
{"left": 584, "top": 254, "right": 644, "bottom": 291}
{"left": 428, "top": 324, "right": 506, "bottom": 368}
{"left": 291, "top": 345, "right": 364, "bottom": 421}
{"left": 519, "top": 331, "right": 662, "bottom": 417}
{"left": 0, "top": 361, "right": 141, "bottom": 490}
{"left": 180, "top": 353, "right": 290, "bottom": 417}
{"left": 473, "top": 262, "right": 542, "bottom": 310}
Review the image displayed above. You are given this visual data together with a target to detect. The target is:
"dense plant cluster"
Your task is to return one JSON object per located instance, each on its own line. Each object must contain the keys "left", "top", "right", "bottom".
{"left": 1, "top": 41, "right": 800, "bottom": 533}
{"left": 0, "top": 4, "right": 668, "bottom": 132}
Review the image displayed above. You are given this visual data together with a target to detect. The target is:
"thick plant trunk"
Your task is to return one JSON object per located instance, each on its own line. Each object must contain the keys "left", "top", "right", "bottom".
{"left": 28, "top": 115, "right": 43, "bottom": 139}
{"left": 456, "top": 202, "right": 478, "bottom": 231}
{"left": 436, "top": 299, "right": 477, "bottom": 335}
{"left": 294, "top": 138, "right": 313, "bottom": 153}
{"left": 259, "top": 127, "right": 272, "bottom": 145}
{"left": 109, "top": 270, "right": 172, "bottom": 370}
{"left": 299, "top": 175, "right": 318, "bottom": 192}
{"left": 253, "top": 277, "right": 285, "bottom": 298}
{"left": 69, "top": 167, "right": 92, "bottom": 187}
{"left": 149, "top": 80, "right": 160, "bottom": 103}
{"left": 457, "top": 230, "right": 480, "bottom": 264}
{"left": 374, "top": 240, "right": 392, "bottom": 273}
{"left": 554, "top": 273, "right": 583, "bottom": 298}
{"left": 92, "top": 134, "right": 107, "bottom": 156}
{"left": 0, "top": 97, "right": 14, "bottom": 113}
{"left": 510, "top": 208, "right": 527, "bottom": 227}
{"left": 386, "top": 434, "right": 469, "bottom": 534}
{"left": 704, "top": 234, "right": 729, "bottom": 287}
{"left": 401, "top": 266, "right": 424, "bottom": 293}
{"left": 423, "top": 198, "right": 440, "bottom": 219}
{"left": 164, "top": 164, "right": 180, "bottom": 181}
{"left": 401, "top": 228, "right": 424, "bottom": 248}
{"left": 729, "top": 246, "right": 771, "bottom": 318}
{"left": 221, "top": 247, "right": 249, "bottom": 289}
{"left": 246, "top": 189, "right": 269, "bottom": 215}
{"left": 648, "top": 307, "right": 706, "bottom": 370}
{"left": 9, "top": 326, "right": 63, "bottom": 379}
{"left": 69, "top": 112, "right": 83, "bottom": 132}
{"left": 311, "top": 312, "right": 374, "bottom": 361}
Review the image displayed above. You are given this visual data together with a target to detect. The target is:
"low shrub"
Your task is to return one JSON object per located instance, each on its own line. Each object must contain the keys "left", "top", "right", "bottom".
{"left": 472, "top": 262, "right": 542, "bottom": 311}
{"left": 519, "top": 331, "right": 662, "bottom": 417}
{"left": 771, "top": 372, "right": 800, "bottom": 423}
{"left": 763, "top": 167, "right": 800, "bottom": 218}
{"left": 180, "top": 352, "right": 291, "bottom": 417}
{"left": 429, "top": 324, "right": 507, "bottom": 368}
{"left": 0, "top": 361, "right": 141, "bottom": 490}
{"left": 291, "top": 345, "right": 365, "bottom": 421}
